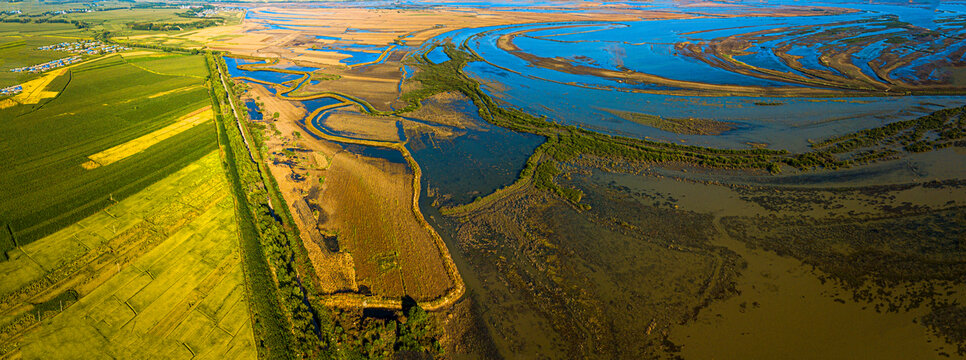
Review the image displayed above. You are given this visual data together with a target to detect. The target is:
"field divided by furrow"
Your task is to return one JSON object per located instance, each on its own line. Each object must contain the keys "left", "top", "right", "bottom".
{"left": 0, "top": 51, "right": 215, "bottom": 245}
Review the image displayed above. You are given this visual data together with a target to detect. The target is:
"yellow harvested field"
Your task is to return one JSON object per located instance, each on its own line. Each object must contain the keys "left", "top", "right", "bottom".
{"left": 322, "top": 110, "right": 402, "bottom": 142}
{"left": 0, "top": 69, "right": 65, "bottom": 109}
{"left": 84, "top": 106, "right": 213, "bottom": 169}
{"left": 0, "top": 152, "right": 256, "bottom": 360}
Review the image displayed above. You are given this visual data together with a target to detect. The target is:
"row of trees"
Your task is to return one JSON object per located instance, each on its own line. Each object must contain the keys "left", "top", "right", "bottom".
{"left": 128, "top": 19, "right": 219, "bottom": 31}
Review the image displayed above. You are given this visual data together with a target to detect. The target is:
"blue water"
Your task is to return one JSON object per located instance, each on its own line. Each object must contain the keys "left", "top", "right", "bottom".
{"left": 232, "top": 0, "right": 966, "bottom": 153}
{"left": 303, "top": 97, "right": 344, "bottom": 116}
{"left": 408, "top": 97, "right": 544, "bottom": 206}
{"left": 224, "top": 57, "right": 303, "bottom": 84}
{"left": 308, "top": 45, "right": 390, "bottom": 66}
{"left": 464, "top": 59, "right": 965, "bottom": 151}
{"left": 245, "top": 100, "right": 263, "bottom": 120}
{"left": 426, "top": 46, "right": 451, "bottom": 64}
{"left": 410, "top": 1, "right": 966, "bottom": 151}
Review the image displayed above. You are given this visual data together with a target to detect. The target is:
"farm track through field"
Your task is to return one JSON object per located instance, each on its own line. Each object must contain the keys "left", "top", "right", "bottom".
{"left": 121, "top": 53, "right": 206, "bottom": 79}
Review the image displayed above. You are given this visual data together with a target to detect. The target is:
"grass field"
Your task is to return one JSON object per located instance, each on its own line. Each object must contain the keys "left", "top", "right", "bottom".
{"left": 0, "top": 0, "right": 133, "bottom": 15}
{"left": 0, "top": 152, "right": 256, "bottom": 359}
{"left": 316, "top": 144, "right": 455, "bottom": 302}
{"left": 0, "top": 51, "right": 216, "bottom": 245}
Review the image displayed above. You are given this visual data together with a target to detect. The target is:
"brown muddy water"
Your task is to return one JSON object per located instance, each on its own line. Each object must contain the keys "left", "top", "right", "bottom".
{"left": 419, "top": 143, "right": 966, "bottom": 359}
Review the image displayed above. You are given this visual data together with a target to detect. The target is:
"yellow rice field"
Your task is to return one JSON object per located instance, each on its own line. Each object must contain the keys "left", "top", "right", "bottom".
{"left": 0, "top": 69, "right": 65, "bottom": 109}
{"left": 83, "top": 106, "right": 213, "bottom": 169}
{"left": 0, "top": 152, "right": 256, "bottom": 359}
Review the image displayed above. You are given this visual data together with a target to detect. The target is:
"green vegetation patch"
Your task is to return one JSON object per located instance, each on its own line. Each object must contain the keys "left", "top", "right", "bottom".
{"left": 600, "top": 108, "right": 738, "bottom": 135}
{"left": 0, "top": 39, "right": 24, "bottom": 50}
{"left": 0, "top": 225, "right": 13, "bottom": 261}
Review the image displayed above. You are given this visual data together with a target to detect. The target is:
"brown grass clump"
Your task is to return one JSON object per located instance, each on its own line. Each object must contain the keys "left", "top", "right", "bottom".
{"left": 322, "top": 110, "right": 402, "bottom": 142}
{"left": 405, "top": 92, "right": 481, "bottom": 130}
{"left": 308, "top": 250, "right": 358, "bottom": 294}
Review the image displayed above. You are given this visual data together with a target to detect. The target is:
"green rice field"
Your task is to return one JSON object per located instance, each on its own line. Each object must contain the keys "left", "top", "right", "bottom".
{"left": 0, "top": 50, "right": 215, "bottom": 246}
{"left": 0, "top": 23, "right": 84, "bottom": 88}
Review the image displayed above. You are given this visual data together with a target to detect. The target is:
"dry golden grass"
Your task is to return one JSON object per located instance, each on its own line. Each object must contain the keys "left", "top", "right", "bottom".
{"left": 245, "top": 83, "right": 305, "bottom": 124}
{"left": 84, "top": 106, "right": 213, "bottom": 169}
{"left": 322, "top": 110, "right": 401, "bottom": 142}
{"left": 307, "top": 251, "right": 358, "bottom": 294}
{"left": 318, "top": 152, "right": 452, "bottom": 301}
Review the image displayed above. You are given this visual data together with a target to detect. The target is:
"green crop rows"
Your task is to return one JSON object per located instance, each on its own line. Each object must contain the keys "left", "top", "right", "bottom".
{"left": 0, "top": 51, "right": 215, "bottom": 248}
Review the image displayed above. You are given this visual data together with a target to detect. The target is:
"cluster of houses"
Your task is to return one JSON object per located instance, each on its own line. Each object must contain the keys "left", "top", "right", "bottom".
{"left": 48, "top": 8, "right": 93, "bottom": 15}
{"left": 36, "top": 41, "right": 129, "bottom": 55}
{"left": 179, "top": 5, "right": 243, "bottom": 18}
{"left": 0, "top": 84, "right": 22, "bottom": 96}
{"left": 7, "top": 41, "right": 130, "bottom": 75}
{"left": 10, "top": 56, "right": 81, "bottom": 73}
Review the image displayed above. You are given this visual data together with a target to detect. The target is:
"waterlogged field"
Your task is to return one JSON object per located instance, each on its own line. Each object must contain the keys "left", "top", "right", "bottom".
{"left": 0, "top": 51, "right": 215, "bottom": 245}
{"left": 0, "top": 152, "right": 255, "bottom": 359}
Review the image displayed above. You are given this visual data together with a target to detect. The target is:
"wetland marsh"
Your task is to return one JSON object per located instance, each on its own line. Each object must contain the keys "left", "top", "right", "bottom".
{"left": 2, "top": 0, "right": 965, "bottom": 359}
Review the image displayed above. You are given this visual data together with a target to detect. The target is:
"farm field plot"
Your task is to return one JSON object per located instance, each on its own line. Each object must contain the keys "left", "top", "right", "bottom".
{"left": 54, "top": 8, "right": 226, "bottom": 34}
{"left": 0, "top": 23, "right": 80, "bottom": 88}
{"left": 0, "top": 152, "right": 256, "bottom": 360}
{"left": 83, "top": 106, "right": 213, "bottom": 169}
{"left": 0, "top": 0, "right": 133, "bottom": 16}
{"left": 0, "top": 50, "right": 216, "bottom": 245}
